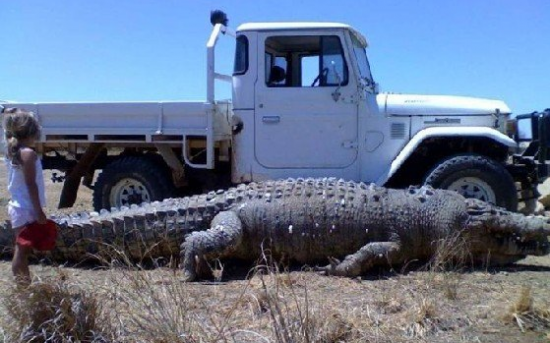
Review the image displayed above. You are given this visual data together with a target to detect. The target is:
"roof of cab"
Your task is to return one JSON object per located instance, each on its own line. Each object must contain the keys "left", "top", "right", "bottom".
{"left": 236, "top": 22, "right": 368, "bottom": 47}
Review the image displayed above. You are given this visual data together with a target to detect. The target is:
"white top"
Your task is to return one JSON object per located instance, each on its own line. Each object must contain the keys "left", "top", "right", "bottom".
{"left": 237, "top": 22, "right": 354, "bottom": 31}
{"left": 237, "top": 22, "right": 368, "bottom": 47}
{"left": 6, "top": 156, "right": 46, "bottom": 209}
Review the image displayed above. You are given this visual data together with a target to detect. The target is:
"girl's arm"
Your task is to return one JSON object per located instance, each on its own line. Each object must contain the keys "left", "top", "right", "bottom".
{"left": 20, "top": 149, "right": 47, "bottom": 224}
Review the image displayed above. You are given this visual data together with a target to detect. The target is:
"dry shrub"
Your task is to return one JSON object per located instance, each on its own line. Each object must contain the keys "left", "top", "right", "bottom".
{"left": 374, "top": 296, "right": 403, "bottom": 315}
{"left": 403, "top": 298, "right": 441, "bottom": 338}
{"left": 505, "top": 287, "right": 550, "bottom": 333}
{"left": 99, "top": 251, "right": 249, "bottom": 343}
{"left": 246, "top": 260, "right": 356, "bottom": 343}
{"left": 1, "top": 271, "right": 107, "bottom": 342}
{"left": 390, "top": 232, "right": 473, "bottom": 339}
{"left": 421, "top": 231, "right": 471, "bottom": 301}
{"left": 430, "top": 230, "right": 471, "bottom": 272}
{"left": 103, "top": 265, "right": 203, "bottom": 342}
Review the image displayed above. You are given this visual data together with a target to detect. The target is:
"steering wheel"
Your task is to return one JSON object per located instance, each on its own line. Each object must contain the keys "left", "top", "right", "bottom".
{"left": 311, "top": 68, "right": 329, "bottom": 87}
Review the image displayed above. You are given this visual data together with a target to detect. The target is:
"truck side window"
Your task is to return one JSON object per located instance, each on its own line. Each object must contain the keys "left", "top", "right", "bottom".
{"left": 265, "top": 35, "right": 348, "bottom": 87}
{"left": 321, "top": 36, "right": 348, "bottom": 86}
{"left": 233, "top": 35, "right": 249, "bottom": 75}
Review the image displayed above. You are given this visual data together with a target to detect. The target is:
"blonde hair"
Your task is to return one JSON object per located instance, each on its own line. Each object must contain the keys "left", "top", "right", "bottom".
{"left": 2, "top": 108, "right": 41, "bottom": 164}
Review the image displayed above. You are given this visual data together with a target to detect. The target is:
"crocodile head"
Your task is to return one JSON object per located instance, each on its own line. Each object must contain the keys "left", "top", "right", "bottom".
{"left": 464, "top": 199, "right": 550, "bottom": 265}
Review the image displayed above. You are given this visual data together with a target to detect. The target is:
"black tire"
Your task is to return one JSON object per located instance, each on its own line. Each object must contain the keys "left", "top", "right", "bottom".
{"left": 93, "top": 156, "right": 173, "bottom": 211}
{"left": 424, "top": 154, "right": 518, "bottom": 211}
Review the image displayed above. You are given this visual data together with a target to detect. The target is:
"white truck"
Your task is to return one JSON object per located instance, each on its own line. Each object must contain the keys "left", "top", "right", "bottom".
{"left": 2, "top": 11, "right": 548, "bottom": 212}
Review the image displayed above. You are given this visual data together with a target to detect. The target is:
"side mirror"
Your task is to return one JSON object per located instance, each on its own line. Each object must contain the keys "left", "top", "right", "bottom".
{"left": 373, "top": 82, "right": 380, "bottom": 94}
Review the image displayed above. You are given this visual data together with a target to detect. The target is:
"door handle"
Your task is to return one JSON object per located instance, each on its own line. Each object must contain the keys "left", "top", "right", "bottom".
{"left": 262, "top": 116, "right": 280, "bottom": 124}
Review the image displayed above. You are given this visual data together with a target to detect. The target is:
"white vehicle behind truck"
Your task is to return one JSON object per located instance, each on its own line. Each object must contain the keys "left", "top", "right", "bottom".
{"left": 1, "top": 11, "right": 548, "bottom": 212}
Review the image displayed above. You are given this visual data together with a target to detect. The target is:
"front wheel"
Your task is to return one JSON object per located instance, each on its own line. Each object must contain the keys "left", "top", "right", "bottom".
{"left": 93, "top": 156, "right": 173, "bottom": 211}
{"left": 424, "top": 155, "right": 518, "bottom": 211}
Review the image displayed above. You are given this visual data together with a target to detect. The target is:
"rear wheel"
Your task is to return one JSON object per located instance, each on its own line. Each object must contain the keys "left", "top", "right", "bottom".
{"left": 424, "top": 154, "right": 518, "bottom": 211}
{"left": 93, "top": 156, "right": 173, "bottom": 211}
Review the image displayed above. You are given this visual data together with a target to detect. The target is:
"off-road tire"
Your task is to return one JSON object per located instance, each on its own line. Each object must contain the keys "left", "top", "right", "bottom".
{"left": 424, "top": 154, "right": 518, "bottom": 211}
{"left": 93, "top": 156, "right": 173, "bottom": 211}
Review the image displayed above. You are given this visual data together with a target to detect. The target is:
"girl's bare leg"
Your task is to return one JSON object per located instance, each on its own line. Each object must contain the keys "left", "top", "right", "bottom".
{"left": 12, "top": 244, "right": 32, "bottom": 287}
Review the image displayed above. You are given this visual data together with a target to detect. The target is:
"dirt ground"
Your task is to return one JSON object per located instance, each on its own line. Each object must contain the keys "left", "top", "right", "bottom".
{"left": 0, "top": 167, "right": 549, "bottom": 342}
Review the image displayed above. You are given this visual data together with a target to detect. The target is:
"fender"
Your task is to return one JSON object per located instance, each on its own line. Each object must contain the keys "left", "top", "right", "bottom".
{"left": 376, "top": 126, "right": 517, "bottom": 185}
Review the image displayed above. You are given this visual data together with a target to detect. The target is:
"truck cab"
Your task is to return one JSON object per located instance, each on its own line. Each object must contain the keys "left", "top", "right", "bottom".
{"left": 232, "top": 23, "right": 372, "bottom": 182}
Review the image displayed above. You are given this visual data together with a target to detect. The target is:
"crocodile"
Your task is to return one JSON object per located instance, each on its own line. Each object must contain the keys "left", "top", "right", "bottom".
{"left": 0, "top": 178, "right": 549, "bottom": 281}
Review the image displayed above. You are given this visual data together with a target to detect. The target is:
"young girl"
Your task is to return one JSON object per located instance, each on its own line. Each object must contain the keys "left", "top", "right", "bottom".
{"left": 2, "top": 107, "right": 48, "bottom": 286}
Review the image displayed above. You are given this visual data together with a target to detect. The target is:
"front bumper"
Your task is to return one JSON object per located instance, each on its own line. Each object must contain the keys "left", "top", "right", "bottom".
{"left": 506, "top": 109, "right": 550, "bottom": 200}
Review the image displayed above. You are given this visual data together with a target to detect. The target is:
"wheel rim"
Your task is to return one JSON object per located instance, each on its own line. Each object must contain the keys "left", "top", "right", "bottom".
{"left": 446, "top": 177, "right": 497, "bottom": 204}
{"left": 109, "top": 178, "right": 151, "bottom": 208}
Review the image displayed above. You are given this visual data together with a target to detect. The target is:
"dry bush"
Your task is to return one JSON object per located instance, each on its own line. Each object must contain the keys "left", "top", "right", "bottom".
{"left": 389, "top": 232, "right": 473, "bottom": 339}
{"left": 0, "top": 271, "right": 108, "bottom": 343}
{"left": 98, "top": 252, "right": 250, "bottom": 343}
{"left": 105, "top": 252, "right": 355, "bottom": 342}
{"left": 421, "top": 231, "right": 471, "bottom": 301}
{"left": 104, "top": 266, "right": 201, "bottom": 342}
{"left": 431, "top": 233, "right": 470, "bottom": 273}
{"left": 402, "top": 298, "right": 441, "bottom": 338}
{"left": 255, "top": 276, "right": 350, "bottom": 342}
{"left": 99, "top": 248, "right": 362, "bottom": 342}
{"left": 242, "top": 254, "right": 358, "bottom": 343}
{"left": 505, "top": 287, "right": 550, "bottom": 333}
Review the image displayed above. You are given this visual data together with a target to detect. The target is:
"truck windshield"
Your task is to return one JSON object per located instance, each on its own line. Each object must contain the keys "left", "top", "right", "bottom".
{"left": 351, "top": 35, "right": 375, "bottom": 91}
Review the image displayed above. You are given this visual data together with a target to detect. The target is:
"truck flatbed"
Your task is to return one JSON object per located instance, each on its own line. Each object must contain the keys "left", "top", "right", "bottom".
{"left": 5, "top": 101, "right": 232, "bottom": 145}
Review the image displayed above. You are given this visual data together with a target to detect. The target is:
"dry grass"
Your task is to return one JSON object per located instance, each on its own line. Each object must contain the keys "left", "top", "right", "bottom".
{"left": 422, "top": 230, "right": 471, "bottom": 301}
{"left": 0, "top": 258, "right": 549, "bottom": 342}
{"left": 505, "top": 287, "right": 550, "bottom": 333}
{"left": 100, "top": 254, "right": 363, "bottom": 342}
{"left": 102, "top": 266, "right": 205, "bottom": 342}
{"left": 0, "top": 270, "right": 107, "bottom": 342}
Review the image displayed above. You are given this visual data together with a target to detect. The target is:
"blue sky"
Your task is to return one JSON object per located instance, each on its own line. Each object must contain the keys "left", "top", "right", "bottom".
{"left": 1, "top": 0, "right": 549, "bottom": 114}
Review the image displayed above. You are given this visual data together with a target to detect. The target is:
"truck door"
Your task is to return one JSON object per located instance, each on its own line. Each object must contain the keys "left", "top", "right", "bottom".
{"left": 254, "top": 32, "right": 358, "bottom": 169}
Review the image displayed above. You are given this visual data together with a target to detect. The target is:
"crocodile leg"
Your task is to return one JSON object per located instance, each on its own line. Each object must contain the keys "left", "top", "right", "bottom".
{"left": 318, "top": 242, "right": 402, "bottom": 277}
{"left": 180, "top": 211, "right": 243, "bottom": 281}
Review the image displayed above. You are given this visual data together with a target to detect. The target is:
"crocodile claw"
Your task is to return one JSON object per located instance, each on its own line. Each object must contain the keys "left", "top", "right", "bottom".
{"left": 181, "top": 270, "right": 196, "bottom": 282}
{"left": 315, "top": 256, "right": 342, "bottom": 276}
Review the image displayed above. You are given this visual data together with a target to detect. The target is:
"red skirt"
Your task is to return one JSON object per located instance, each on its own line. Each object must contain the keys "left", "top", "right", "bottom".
{"left": 16, "top": 220, "right": 58, "bottom": 251}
